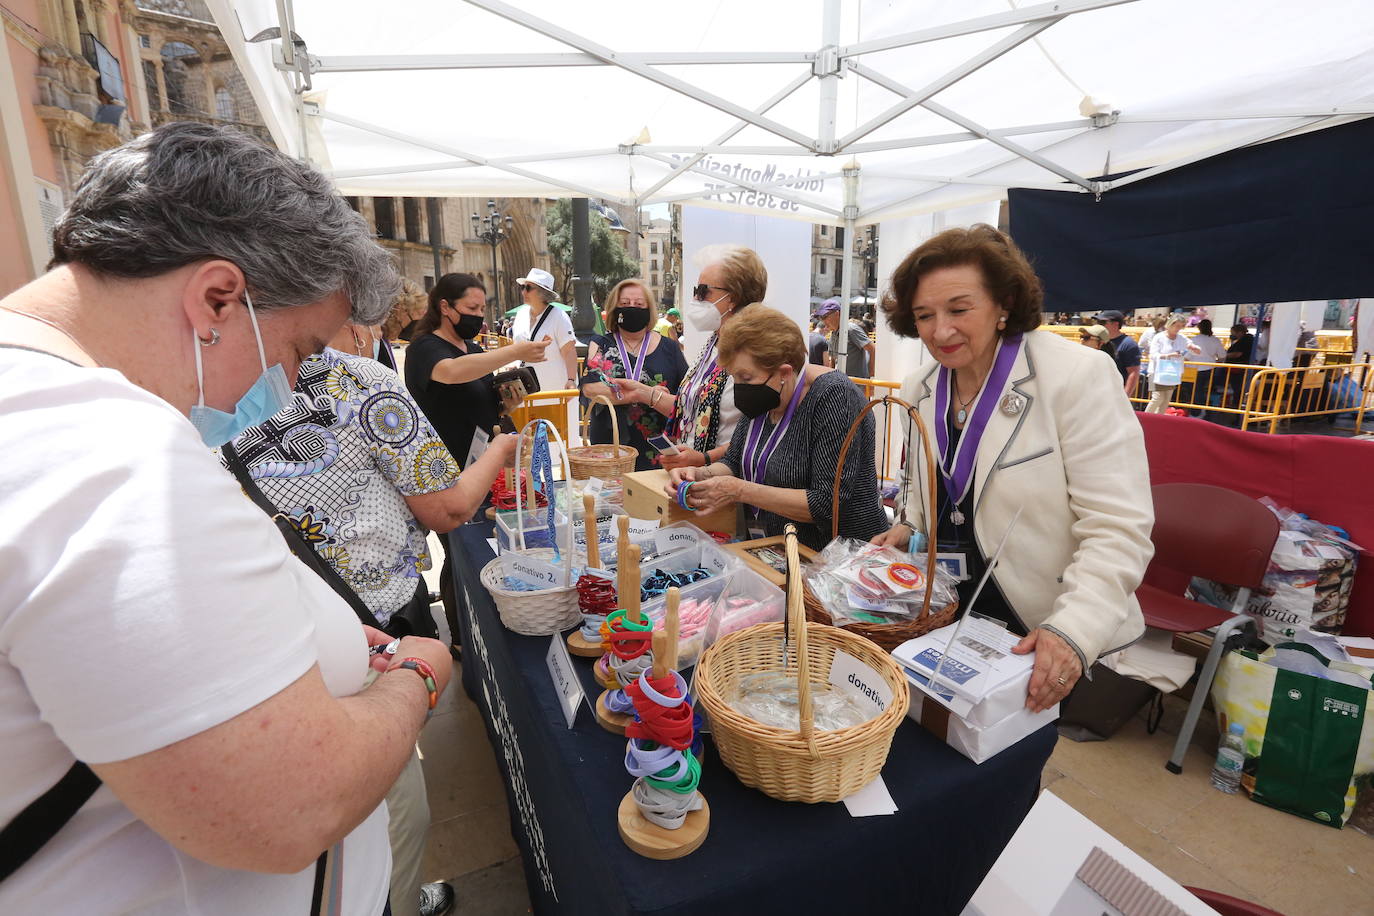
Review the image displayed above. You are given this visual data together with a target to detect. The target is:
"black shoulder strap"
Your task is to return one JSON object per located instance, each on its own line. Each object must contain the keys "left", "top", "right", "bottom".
{"left": 0, "top": 761, "right": 100, "bottom": 881}
{"left": 529, "top": 303, "right": 555, "bottom": 342}
{"left": 220, "top": 442, "right": 385, "bottom": 631}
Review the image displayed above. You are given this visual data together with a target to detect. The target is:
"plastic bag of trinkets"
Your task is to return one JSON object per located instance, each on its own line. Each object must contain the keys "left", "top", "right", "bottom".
{"left": 805, "top": 538, "right": 958, "bottom": 627}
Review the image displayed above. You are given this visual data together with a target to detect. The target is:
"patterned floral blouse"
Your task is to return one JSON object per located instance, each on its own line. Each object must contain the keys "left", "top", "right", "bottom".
{"left": 581, "top": 332, "right": 689, "bottom": 470}
{"left": 228, "top": 348, "right": 461, "bottom": 623}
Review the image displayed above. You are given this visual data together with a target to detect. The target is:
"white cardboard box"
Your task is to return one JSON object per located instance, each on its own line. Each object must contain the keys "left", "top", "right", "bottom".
{"left": 892, "top": 620, "right": 1059, "bottom": 764}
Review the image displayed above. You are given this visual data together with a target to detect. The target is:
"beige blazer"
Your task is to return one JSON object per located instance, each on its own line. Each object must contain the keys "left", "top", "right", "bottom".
{"left": 894, "top": 330, "right": 1153, "bottom": 666}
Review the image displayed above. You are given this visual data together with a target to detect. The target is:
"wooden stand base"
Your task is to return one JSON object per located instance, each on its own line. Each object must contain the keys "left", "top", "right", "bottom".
{"left": 595, "top": 691, "right": 633, "bottom": 734}
{"left": 617, "top": 791, "right": 710, "bottom": 860}
{"left": 567, "top": 629, "right": 604, "bottom": 658}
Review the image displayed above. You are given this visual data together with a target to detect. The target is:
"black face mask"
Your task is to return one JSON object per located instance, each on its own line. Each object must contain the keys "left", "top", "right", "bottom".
{"left": 453, "top": 312, "right": 484, "bottom": 340}
{"left": 616, "top": 307, "right": 651, "bottom": 333}
{"left": 734, "top": 372, "right": 781, "bottom": 419}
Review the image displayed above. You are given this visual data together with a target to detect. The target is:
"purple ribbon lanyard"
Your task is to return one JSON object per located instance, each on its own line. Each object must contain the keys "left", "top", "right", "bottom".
{"left": 740, "top": 373, "right": 807, "bottom": 516}
{"left": 933, "top": 335, "right": 1023, "bottom": 509}
{"left": 615, "top": 330, "right": 650, "bottom": 383}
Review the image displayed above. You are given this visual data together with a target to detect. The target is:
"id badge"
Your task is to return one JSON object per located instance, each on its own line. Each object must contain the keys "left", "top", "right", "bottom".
{"left": 935, "top": 550, "right": 970, "bottom": 582}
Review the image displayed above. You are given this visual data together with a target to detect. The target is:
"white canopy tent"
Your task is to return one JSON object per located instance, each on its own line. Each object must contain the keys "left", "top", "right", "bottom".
{"left": 208, "top": 0, "right": 1374, "bottom": 360}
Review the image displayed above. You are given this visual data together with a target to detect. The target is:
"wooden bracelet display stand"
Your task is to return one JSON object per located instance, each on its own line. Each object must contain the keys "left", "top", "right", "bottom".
{"left": 595, "top": 524, "right": 643, "bottom": 735}
{"left": 617, "top": 589, "right": 710, "bottom": 859}
{"left": 567, "top": 493, "right": 611, "bottom": 657}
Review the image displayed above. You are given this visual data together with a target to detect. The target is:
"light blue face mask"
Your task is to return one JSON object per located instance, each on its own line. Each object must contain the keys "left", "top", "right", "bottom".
{"left": 371, "top": 336, "right": 381, "bottom": 361}
{"left": 189, "top": 293, "right": 294, "bottom": 447}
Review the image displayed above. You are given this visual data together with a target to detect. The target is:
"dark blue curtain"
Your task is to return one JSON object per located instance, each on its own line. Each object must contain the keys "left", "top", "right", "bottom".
{"left": 1008, "top": 117, "right": 1374, "bottom": 313}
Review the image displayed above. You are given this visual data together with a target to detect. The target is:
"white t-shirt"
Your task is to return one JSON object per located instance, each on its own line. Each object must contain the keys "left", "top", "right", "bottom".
{"left": 511, "top": 303, "right": 575, "bottom": 394}
{"left": 1149, "top": 332, "right": 1192, "bottom": 377}
{"left": 1191, "top": 334, "right": 1228, "bottom": 367}
{"left": 0, "top": 349, "right": 390, "bottom": 916}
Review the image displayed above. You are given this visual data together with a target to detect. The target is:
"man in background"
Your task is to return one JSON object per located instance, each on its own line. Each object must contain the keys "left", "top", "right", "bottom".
{"left": 808, "top": 316, "right": 832, "bottom": 367}
{"left": 817, "top": 299, "right": 873, "bottom": 379}
{"left": 1098, "top": 309, "right": 1141, "bottom": 399}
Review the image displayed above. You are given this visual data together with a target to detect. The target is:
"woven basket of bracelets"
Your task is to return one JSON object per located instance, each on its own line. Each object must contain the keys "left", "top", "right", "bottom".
{"left": 568, "top": 394, "right": 638, "bottom": 479}
{"left": 481, "top": 420, "right": 580, "bottom": 636}
{"left": 801, "top": 395, "right": 958, "bottom": 652}
{"left": 695, "top": 526, "right": 909, "bottom": 803}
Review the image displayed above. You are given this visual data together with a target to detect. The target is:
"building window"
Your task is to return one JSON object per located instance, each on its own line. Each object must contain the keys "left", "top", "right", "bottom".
{"left": 650, "top": 259, "right": 658, "bottom": 271}
{"left": 403, "top": 198, "right": 422, "bottom": 243}
{"left": 374, "top": 197, "right": 396, "bottom": 240}
{"left": 834, "top": 258, "right": 842, "bottom": 277}
{"left": 139, "top": 34, "right": 151, "bottom": 49}
{"left": 819, "top": 259, "right": 827, "bottom": 276}
{"left": 820, "top": 226, "right": 829, "bottom": 237}
{"left": 142, "top": 59, "right": 160, "bottom": 111}
{"left": 651, "top": 272, "right": 659, "bottom": 286}
{"left": 650, "top": 241, "right": 658, "bottom": 254}
{"left": 835, "top": 227, "right": 845, "bottom": 248}
{"left": 214, "top": 86, "right": 235, "bottom": 121}
{"left": 424, "top": 276, "right": 434, "bottom": 292}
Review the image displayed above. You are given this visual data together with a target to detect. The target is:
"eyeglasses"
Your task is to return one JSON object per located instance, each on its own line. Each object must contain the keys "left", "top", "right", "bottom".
{"left": 519, "top": 284, "right": 536, "bottom": 293}
{"left": 691, "top": 284, "right": 729, "bottom": 301}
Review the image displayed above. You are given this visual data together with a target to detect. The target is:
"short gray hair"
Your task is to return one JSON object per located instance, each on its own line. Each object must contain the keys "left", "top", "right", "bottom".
{"left": 51, "top": 122, "right": 399, "bottom": 323}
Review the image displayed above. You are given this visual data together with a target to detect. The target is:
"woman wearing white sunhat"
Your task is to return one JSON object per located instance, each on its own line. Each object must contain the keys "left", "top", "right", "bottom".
{"left": 511, "top": 267, "right": 578, "bottom": 396}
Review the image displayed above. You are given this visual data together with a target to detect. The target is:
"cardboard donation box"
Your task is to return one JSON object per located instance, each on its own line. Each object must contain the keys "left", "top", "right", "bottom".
{"left": 622, "top": 468, "right": 739, "bottom": 537}
{"left": 892, "top": 618, "right": 1058, "bottom": 764}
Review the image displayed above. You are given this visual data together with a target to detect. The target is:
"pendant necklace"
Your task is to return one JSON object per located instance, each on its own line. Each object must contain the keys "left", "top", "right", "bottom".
{"left": 954, "top": 383, "right": 979, "bottom": 426}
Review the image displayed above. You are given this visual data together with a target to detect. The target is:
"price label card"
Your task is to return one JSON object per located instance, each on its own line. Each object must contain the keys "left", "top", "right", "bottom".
{"left": 828, "top": 650, "right": 894, "bottom": 718}
{"left": 546, "top": 635, "right": 584, "bottom": 729}
{"left": 468, "top": 426, "right": 490, "bottom": 463}
{"left": 506, "top": 555, "right": 563, "bottom": 588}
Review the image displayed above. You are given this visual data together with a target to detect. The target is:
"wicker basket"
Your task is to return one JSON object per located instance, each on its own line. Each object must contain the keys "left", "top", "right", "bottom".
{"left": 803, "top": 395, "right": 959, "bottom": 651}
{"left": 567, "top": 394, "right": 638, "bottom": 479}
{"left": 695, "top": 526, "right": 909, "bottom": 803}
{"left": 480, "top": 419, "right": 580, "bottom": 636}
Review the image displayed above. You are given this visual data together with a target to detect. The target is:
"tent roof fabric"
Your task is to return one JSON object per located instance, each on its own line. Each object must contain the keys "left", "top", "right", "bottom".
{"left": 209, "top": 0, "right": 1374, "bottom": 225}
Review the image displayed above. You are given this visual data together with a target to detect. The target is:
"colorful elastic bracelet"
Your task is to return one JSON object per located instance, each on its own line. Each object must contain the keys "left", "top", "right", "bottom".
{"left": 676, "top": 480, "right": 695, "bottom": 511}
{"left": 887, "top": 562, "right": 924, "bottom": 588}
{"left": 391, "top": 657, "right": 439, "bottom": 716}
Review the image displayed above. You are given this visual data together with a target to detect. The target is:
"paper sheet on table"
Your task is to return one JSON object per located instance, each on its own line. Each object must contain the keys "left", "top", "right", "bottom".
{"left": 841, "top": 776, "right": 897, "bottom": 817}
{"left": 486, "top": 538, "right": 498, "bottom": 555}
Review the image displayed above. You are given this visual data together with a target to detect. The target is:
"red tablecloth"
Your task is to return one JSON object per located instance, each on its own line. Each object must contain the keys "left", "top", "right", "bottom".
{"left": 1138, "top": 413, "right": 1374, "bottom": 637}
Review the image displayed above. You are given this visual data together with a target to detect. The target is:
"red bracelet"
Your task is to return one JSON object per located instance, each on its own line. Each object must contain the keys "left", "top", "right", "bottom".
{"left": 388, "top": 656, "right": 439, "bottom": 713}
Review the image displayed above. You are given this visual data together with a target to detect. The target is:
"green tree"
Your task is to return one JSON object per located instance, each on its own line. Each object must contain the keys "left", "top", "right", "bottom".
{"left": 546, "top": 199, "right": 640, "bottom": 321}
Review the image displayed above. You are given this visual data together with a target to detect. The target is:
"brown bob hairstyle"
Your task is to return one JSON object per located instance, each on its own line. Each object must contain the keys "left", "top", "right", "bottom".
{"left": 882, "top": 224, "right": 1043, "bottom": 339}
{"left": 717, "top": 305, "right": 807, "bottom": 376}
{"left": 603, "top": 278, "right": 656, "bottom": 331}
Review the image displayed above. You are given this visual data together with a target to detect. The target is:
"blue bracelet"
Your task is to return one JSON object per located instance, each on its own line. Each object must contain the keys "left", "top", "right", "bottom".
{"left": 676, "top": 480, "right": 695, "bottom": 511}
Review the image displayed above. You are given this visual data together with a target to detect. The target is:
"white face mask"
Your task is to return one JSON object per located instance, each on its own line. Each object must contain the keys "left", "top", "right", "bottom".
{"left": 684, "top": 294, "right": 728, "bottom": 333}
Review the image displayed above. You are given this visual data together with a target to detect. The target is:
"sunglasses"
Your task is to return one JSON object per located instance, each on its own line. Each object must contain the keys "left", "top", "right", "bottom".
{"left": 691, "top": 284, "right": 729, "bottom": 301}
{"left": 519, "top": 284, "right": 538, "bottom": 293}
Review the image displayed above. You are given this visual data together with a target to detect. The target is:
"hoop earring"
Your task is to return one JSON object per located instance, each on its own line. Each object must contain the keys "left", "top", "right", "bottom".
{"left": 198, "top": 328, "right": 220, "bottom": 347}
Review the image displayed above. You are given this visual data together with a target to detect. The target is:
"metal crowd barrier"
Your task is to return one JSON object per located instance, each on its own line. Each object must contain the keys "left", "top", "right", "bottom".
{"left": 1128, "top": 357, "right": 1373, "bottom": 433}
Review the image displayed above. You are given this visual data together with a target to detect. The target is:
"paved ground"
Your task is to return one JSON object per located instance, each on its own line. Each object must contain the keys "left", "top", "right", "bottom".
{"left": 416, "top": 536, "right": 1371, "bottom": 915}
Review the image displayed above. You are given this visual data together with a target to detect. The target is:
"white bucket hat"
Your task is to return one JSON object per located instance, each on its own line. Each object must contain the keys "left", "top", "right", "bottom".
{"left": 516, "top": 267, "right": 556, "bottom": 295}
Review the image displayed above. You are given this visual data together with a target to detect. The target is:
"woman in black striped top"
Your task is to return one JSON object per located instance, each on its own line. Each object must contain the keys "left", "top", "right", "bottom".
{"left": 663, "top": 305, "right": 887, "bottom": 551}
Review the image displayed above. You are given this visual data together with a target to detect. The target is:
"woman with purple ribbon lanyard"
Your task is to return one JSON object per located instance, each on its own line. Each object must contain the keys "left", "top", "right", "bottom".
{"left": 871, "top": 225, "right": 1155, "bottom": 714}
{"left": 659, "top": 245, "right": 769, "bottom": 473}
{"left": 663, "top": 306, "right": 887, "bottom": 551}
{"left": 580, "top": 279, "right": 688, "bottom": 470}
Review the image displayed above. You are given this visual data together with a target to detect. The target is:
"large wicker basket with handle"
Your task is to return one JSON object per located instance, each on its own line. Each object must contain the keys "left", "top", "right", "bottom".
{"left": 803, "top": 395, "right": 959, "bottom": 651}
{"left": 568, "top": 394, "right": 638, "bottom": 479}
{"left": 694, "top": 526, "right": 909, "bottom": 803}
{"left": 480, "top": 419, "right": 580, "bottom": 636}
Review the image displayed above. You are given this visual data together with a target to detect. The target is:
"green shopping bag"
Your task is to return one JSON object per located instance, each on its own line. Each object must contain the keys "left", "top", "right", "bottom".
{"left": 1211, "top": 643, "right": 1374, "bottom": 827}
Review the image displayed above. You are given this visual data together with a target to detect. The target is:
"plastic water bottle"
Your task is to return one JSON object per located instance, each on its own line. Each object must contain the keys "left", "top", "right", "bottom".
{"left": 1210, "top": 722, "right": 1245, "bottom": 794}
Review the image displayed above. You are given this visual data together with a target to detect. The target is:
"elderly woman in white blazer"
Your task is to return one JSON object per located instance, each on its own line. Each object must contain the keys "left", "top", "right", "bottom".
{"left": 871, "top": 225, "right": 1154, "bottom": 712}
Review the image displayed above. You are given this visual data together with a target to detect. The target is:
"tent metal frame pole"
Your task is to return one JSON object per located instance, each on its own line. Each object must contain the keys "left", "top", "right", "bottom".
{"left": 638, "top": 150, "right": 842, "bottom": 216}
{"left": 274, "top": 0, "right": 311, "bottom": 161}
{"left": 307, "top": 51, "right": 816, "bottom": 72}
{"left": 836, "top": 165, "right": 860, "bottom": 370}
{"left": 327, "top": 149, "right": 623, "bottom": 180}
{"left": 860, "top": 171, "right": 1076, "bottom": 191}
{"left": 318, "top": 109, "right": 635, "bottom": 204}
{"left": 636, "top": 119, "right": 1097, "bottom": 156}
{"left": 848, "top": 61, "right": 1099, "bottom": 193}
{"left": 816, "top": 0, "right": 841, "bottom": 154}
{"left": 635, "top": 70, "right": 815, "bottom": 204}
{"left": 837, "top": 0, "right": 1138, "bottom": 58}
{"left": 835, "top": 19, "right": 1060, "bottom": 152}
{"left": 1115, "top": 107, "right": 1374, "bottom": 123}
{"left": 462, "top": 0, "right": 817, "bottom": 151}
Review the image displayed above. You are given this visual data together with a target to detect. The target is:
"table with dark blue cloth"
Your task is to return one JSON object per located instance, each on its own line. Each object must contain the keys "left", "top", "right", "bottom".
{"left": 449, "top": 520, "right": 1056, "bottom": 916}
